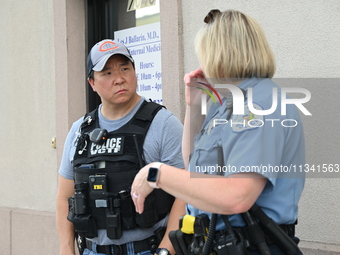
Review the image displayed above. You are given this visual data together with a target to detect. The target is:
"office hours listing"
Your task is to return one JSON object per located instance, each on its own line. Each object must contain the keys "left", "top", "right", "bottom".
{"left": 115, "top": 23, "right": 163, "bottom": 104}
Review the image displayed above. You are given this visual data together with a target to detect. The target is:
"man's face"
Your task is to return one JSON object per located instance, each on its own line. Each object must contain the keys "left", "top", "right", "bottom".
{"left": 89, "top": 54, "right": 138, "bottom": 106}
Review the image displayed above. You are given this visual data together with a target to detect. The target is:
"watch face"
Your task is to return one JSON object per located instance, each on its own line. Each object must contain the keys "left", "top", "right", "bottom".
{"left": 159, "top": 249, "right": 169, "bottom": 255}
{"left": 147, "top": 167, "right": 158, "bottom": 182}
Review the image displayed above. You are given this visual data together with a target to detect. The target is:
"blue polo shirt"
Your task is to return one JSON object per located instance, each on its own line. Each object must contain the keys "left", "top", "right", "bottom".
{"left": 187, "top": 78, "right": 305, "bottom": 230}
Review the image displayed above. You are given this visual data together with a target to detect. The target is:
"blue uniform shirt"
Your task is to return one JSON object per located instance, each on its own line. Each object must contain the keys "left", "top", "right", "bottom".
{"left": 187, "top": 78, "right": 305, "bottom": 230}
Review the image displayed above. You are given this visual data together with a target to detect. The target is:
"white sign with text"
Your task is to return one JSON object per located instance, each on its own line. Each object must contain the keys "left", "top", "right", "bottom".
{"left": 114, "top": 22, "right": 162, "bottom": 104}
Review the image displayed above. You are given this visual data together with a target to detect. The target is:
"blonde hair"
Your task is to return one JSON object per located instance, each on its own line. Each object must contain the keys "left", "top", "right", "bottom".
{"left": 195, "top": 10, "right": 275, "bottom": 81}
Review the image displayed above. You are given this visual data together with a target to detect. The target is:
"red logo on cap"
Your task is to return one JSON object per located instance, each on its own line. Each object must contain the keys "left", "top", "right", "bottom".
{"left": 99, "top": 41, "right": 119, "bottom": 52}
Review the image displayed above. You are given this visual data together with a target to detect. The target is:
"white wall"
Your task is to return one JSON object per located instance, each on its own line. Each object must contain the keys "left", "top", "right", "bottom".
{"left": 0, "top": 0, "right": 57, "bottom": 212}
{"left": 0, "top": 0, "right": 86, "bottom": 253}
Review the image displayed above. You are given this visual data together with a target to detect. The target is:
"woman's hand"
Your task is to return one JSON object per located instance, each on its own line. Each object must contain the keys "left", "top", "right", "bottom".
{"left": 130, "top": 164, "right": 154, "bottom": 214}
{"left": 184, "top": 68, "right": 208, "bottom": 106}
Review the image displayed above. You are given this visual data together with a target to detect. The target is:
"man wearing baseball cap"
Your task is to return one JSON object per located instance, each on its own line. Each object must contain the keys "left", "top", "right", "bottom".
{"left": 56, "top": 39, "right": 185, "bottom": 255}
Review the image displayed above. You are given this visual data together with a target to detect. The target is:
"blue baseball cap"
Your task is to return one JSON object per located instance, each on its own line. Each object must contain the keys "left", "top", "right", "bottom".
{"left": 87, "top": 39, "right": 134, "bottom": 76}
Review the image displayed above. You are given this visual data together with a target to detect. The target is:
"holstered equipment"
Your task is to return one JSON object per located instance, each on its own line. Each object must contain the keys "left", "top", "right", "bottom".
{"left": 67, "top": 101, "right": 175, "bottom": 239}
{"left": 169, "top": 146, "right": 301, "bottom": 255}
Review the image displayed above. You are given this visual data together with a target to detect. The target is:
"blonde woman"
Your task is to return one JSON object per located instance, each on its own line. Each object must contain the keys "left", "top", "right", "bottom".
{"left": 132, "top": 10, "right": 305, "bottom": 255}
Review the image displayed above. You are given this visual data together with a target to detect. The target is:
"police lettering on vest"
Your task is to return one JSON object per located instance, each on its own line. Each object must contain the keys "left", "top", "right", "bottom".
{"left": 90, "top": 136, "right": 124, "bottom": 156}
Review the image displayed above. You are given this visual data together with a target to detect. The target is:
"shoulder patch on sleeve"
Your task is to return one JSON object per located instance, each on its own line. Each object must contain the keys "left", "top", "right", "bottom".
{"left": 231, "top": 103, "right": 264, "bottom": 132}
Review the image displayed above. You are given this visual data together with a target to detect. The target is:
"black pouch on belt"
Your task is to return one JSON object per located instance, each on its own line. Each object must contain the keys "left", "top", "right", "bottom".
{"left": 119, "top": 190, "right": 136, "bottom": 229}
{"left": 136, "top": 191, "right": 158, "bottom": 228}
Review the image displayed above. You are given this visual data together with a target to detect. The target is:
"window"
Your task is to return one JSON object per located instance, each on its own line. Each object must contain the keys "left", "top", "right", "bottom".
{"left": 86, "top": 0, "right": 160, "bottom": 111}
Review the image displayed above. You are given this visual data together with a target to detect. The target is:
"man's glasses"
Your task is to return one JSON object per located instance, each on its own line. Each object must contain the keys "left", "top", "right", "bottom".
{"left": 204, "top": 9, "right": 221, "bottom": 23}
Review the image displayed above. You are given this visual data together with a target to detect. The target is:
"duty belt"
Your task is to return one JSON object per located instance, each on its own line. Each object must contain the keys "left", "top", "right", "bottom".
{"left": 236, "top": 223, "right": 296, "bottom": 248}
{"left": 85, "top": 236, "right": 158, "bottom": 255}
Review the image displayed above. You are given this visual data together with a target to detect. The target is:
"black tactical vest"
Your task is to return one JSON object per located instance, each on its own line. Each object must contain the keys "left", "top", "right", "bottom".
{"left": 67, "top": 101, "right": 175, "bottom": 239}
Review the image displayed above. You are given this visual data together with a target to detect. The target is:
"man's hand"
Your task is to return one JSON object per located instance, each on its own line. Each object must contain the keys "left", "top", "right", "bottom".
{"left": 56, "top": 175, "right": 76, "bottom": 255}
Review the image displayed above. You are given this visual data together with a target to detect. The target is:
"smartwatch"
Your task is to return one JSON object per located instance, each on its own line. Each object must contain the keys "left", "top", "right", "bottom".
{"left": 147, "top": 162, "right": 163, "bottom": 189}
{"left": 155, "top": 248, "right": 171, "bottom": 255}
